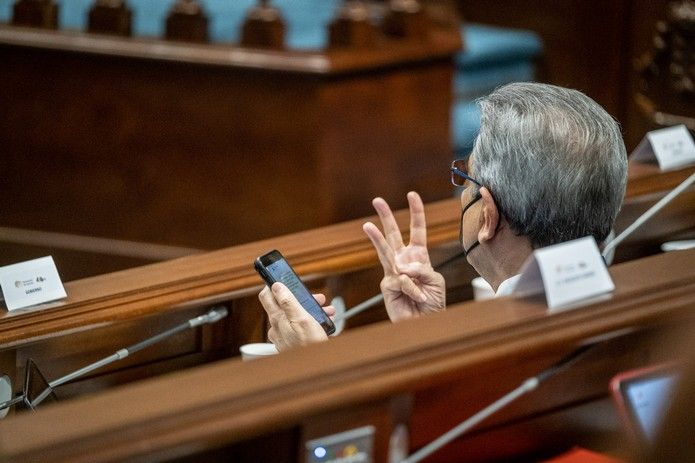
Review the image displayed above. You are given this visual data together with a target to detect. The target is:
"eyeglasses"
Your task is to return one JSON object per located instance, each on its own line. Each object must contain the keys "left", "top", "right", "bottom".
{"left": 451, "top": 158, "right": 481, "bottom": 188}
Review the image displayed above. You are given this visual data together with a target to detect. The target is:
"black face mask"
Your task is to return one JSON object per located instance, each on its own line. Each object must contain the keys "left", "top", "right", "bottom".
{"left": 459, "top": 192, "right": 481, "bottom": 256}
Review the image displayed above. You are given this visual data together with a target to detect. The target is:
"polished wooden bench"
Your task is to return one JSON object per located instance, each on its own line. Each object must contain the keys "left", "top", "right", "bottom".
{"left": 0, "top": 248, "right": 693, "bottom": 462}
{"left": 0, "top": 16, "right": 462, "bottom": 281}
{"left": 613, "top": 162, "right": 695, "bottom": 262}
{"left": 0, "top": 162, "right": 693, "bottom": 404}
{"left": 0, "top": 189, "right": 463, "bottom": 403}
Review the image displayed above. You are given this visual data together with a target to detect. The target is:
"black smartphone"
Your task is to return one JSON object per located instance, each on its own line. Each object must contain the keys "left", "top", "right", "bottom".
{"left": 254, "top": 250, "right": 336, "bottom": 335}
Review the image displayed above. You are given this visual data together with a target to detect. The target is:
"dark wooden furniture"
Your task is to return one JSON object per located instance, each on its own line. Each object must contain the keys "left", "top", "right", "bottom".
{"left": 630, "top": 0, "right": 695, "bottom": 149}
{"left": 87, "top": 0, "right": 132, "bottom": 37}
{"left": 11, "top": 0, "right": 57, "bottom": 29}
{"left": 456, "top": 0, "right": 680, "bottom": 151}
{"left": 0, "top": 162, "right": 692, "bottom": 411}
{"left": 0, "top": 189, "right": 465, "bottom": 406}
{"left": 240, "top": 0, "right": 286, "bottom": 49}
{"left": 0, "top": 249, "right": 692, "bottom": 462}
{"left": 0, "top": 18, "right": 461, "bottom": 279}
{"left": 328, "top": 1, "right": 379, "bottom": 49}
{"left": 613, "top": 162, "right": 695, "bottom": 262}
{"left": 165, "top": 0, "right": 208, "bottom": 43}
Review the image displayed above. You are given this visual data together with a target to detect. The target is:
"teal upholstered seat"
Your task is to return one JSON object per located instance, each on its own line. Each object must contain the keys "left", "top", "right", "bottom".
{"left": 0, "top": 1, "right": 542, "bottom": 156}
{"left": 453, "top": 24, "right": 542, "bottom": 155}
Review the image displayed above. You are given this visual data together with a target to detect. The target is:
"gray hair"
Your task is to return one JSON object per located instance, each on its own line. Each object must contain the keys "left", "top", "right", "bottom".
{"left": 472, "top": 82, "right": 628, "bottom": 248}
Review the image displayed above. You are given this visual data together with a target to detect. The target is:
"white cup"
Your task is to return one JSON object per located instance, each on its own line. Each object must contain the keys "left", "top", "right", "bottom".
{"left": 471, "top": 276, "right": 495, "bottom": 301}
{"left": 240, "top": 343, "right": 279, "bottom": 361}
{"left": 0, "top": 375, "right": 11, "bottom": 419}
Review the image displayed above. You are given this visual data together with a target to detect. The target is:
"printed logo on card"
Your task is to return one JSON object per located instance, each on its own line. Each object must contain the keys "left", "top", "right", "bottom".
{"left": 0, "top": 257, "right": 67, "bottom": 311}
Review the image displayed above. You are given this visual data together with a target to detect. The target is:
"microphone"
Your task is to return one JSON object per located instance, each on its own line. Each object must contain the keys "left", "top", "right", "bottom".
{"left": 0, "top": 306, "right": 228, "bottom": 412}
{"left": 33, "top": 307, "right": 228, "bottom": 406}
{"left": 333, "top": 250, "right": 467, "bottom": 323}
{"left": 189, "top": 307, "right": 228, "bottom": 326}
{"left": 602, "top": 171, "right": 695, "bottom": 259}
{"left": 400, "top": 344, "right": 595, "bottom": 463}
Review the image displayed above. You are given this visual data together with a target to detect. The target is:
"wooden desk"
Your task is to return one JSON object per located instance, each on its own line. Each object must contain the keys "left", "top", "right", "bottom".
{"left": 0, "top": 23, "right": 461, "bottom": 280}
{"left": 1, "top": 163, "right": 691, "bottom": 343}
{"left": 0, "top": 249, "right": 692, "bottom": 462}
{"left": 614, "top": 162, "right": 695, "bottom": 262}
{"left": 0, "top": 163, "right": 693, "bottom": 402}
{"left": 0, "top": 193, "right": 464, "bottom": 403}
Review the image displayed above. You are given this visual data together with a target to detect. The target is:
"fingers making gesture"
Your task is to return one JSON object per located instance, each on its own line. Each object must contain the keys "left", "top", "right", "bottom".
{"left": 362, "top": 191, "right": 446, "bottom": 321}
{"left": 256, "top": 191, "right": 445, "bottom": 351}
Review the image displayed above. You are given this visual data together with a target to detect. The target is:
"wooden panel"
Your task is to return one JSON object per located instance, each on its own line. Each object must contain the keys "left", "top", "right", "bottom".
{"left": 409, "top": 325, "right": 691, "bottom": 461}
{"left": 457, "top": 1, "right": 631, "bottom": 118}
{"left": 1, "top": 163, "right": 691, "bottom": 349}
{"left": 0, "top": 249, "right": 692, "bottom": 462}
{"left": 13, "top": 306, "right": 214, "bottom": 400}
{"left": 614, "top": 162, "right": 695, "bottom": 263}
{"left": 0, "top": 241, "right": 153, "bottom": 285}
{"left": 457, "top": 1, "right": 678, "bottom": 152}
{"left": 0, "top": 23, "right": 460, "bottom": 280}
{"left": 0, "top": 163, "right": 691, "bottom": 434}
{"left": 0, "top": 162, "right": 689, "bottom": 403}
{"left": 0, "top": 192, "right": 462, "bottom": 349}
{"left": 622, "top": 0, "right": 672, "bottom": 150}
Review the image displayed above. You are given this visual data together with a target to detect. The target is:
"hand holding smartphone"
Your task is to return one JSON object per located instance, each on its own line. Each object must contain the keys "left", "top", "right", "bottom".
{"left": 254, "top": 250, "right": 336, "bottom": 335}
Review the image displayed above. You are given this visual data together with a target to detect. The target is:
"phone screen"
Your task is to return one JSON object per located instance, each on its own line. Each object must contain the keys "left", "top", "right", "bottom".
{"left": 256, "top": 250, "right": 335, "bottom": 335}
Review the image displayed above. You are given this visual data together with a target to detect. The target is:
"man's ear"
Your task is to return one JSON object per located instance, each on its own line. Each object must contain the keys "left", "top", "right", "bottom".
{"left": 478, "top": 187, "right": 500, "bottom": 243}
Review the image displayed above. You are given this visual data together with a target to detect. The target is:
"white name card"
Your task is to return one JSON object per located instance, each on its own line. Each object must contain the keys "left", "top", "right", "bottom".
{"left": 512, "top": 236, "right": 615, "bottom": 310}
{"left": 0, "top": 256, "right": 67, "bottom": 311}
{"left": 631, "top": 125, "right": 695, "bottom": 171}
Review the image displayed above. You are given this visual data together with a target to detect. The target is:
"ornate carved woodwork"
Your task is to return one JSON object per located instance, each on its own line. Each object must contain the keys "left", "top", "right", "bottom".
{"left": 11, "top": 0, "right": 57, "bottom": 29}
{"left": 635, "top": 0, "right": 695, "bottom": 130}
{"left": 165, "top": 0, "right": 209, "bottom": 43}
{"left": 87, "top": 0, "right": 132, "bottom": 37}
{"left": 328, "top": 1, "right": 379, "bottom": 48}
{"left": 240, "top": 0, "right": 286, "bottom": 49}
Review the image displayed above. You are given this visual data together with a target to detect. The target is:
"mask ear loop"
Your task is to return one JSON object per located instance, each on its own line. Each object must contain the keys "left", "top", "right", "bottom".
{"left": 460, "top": 188, "right": 482, "bottom": 256}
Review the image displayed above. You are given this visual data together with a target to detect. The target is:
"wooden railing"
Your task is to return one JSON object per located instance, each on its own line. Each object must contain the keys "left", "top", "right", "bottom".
{"left": 0, "top": 162, "right": 693, "bottom": 405}
{"left": 0, "top": 17, "right": 462, "bottom": 281}
{"left": 1, "top": 162, "right": 692, "bottom": 346}
{"left": 0, "top": 190, "right": 465, "bottom": 405}
{"left": 614, "top": 163, "right": 695, "bottom": 261}
{"left": 0, "top": 248, "right": 692, "bottom": 462}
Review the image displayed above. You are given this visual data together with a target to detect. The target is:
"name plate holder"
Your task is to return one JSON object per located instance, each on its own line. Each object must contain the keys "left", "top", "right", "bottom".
{"left": 512, "top": 237, "right": 615, "bottom": 310}
{"left": 0, "top": 256, "right": 67, "bottom": 311}
{"left": 631, "top": 124, "right": 695, "bottom": 171}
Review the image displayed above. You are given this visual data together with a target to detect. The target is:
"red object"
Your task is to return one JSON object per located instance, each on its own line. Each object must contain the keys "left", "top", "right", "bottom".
{"left": 542, "top": 447, "right": 624, "bottom": 463}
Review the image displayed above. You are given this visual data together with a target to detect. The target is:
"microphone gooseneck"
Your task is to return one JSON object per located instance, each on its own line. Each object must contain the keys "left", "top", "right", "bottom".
{"left": 26, "top": 306, "right": 228, "bottom": 409}
{"left": 602, "top": 171, "right": 695, "bottom": 258}
{"left": 0, "top": 396, "right": 25, "bottom": 413}
{"left": 189, "top": 307, "right": 229, "bottom": 327}
{"left": 400, "top": 344, "right": 596, "bottom": 463}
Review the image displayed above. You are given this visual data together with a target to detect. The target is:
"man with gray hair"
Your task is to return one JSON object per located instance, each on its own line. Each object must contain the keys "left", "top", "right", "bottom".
{"left": 259, "top": 82, "right": 628, "bottom": 348}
